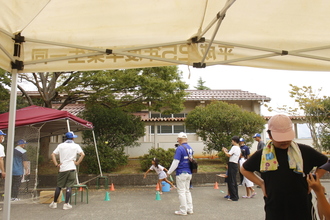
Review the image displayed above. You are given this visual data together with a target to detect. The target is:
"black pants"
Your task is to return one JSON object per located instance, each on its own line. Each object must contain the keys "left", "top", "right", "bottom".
{"left": 12, "top": 175, "right": 23, "bottom": 198}
{"left": 227, "top": 162, "right": 239, "bottom": 201}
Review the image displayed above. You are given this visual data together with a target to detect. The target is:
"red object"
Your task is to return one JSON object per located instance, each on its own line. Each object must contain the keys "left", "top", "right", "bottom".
{"left": 0, "top": 105, "right": 93, "bottom": 137}
{"left": 110, "top": 183, "right": 115, "bottom": 191}
{"left": 79, "top": 187, "right": 83, "bottom": 191}
{"left": 214, "top": 182, "right": 219, "bottom": 189}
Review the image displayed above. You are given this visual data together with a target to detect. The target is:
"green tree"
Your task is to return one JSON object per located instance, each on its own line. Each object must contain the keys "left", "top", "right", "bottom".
{"left": 80, "top": 104, "right": 145, "bottom": 173}
{"left": 185, "top": 101, "right": 265, "bottom": 153}
{"left": 273, "top": 85, "right": 330, "bottom": 151}
{"left": 194, "top": 77, "right": 210, "bottom": 90}
{"left": 3, "top": 66, "right": 187, "bottom": 159}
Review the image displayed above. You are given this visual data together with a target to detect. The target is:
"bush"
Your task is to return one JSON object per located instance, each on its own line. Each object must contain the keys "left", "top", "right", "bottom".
{"left": 139, "top": 148, "right": 176, "bottom": 171}
{"left": 80, "top": 143, "right": 128, "bottom": 174}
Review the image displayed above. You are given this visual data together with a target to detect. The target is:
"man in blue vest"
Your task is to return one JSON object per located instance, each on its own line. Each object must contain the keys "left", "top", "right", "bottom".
{"left": 168, "top": 132, "right": 194, "bottom": 216}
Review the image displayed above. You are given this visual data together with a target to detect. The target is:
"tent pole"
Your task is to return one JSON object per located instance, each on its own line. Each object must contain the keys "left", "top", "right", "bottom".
{"left": 3, "top": 69, "right": 18, "bottom": 220}
{"left": 92, "top": 130, "right": 103, "bottom": 177}
{"left": 66, "top": 119, "right": 70, "bottom": 132}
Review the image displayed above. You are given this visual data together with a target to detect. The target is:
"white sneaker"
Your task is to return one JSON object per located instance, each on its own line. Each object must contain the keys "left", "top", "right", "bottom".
{"left": 49, "top": 201, "right": 57, "bottom": 209}
{"left": 63, "top": 203, "right": 72, "bottom": 210}
{"left": 11, "top": 198, "right": 20, "bottom": 202}
{"left": 174, "top": 211, "right": 187, "bottom": 216}
{"left": 187, "top": 211, "right": 194, "bottom": 215}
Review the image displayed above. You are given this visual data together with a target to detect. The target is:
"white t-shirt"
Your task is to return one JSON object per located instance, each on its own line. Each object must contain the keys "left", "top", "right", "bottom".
{"left": 149, "top": 164, "right": 167, "bottom": 179}
{"left": 0, "top": 144, "right": 5, "bottom": 173}
{"left": 53, "top": 140, "right": 83, "bottom": 172}
{"left": 228, "top": 145, "right": 241, "bottom": 163}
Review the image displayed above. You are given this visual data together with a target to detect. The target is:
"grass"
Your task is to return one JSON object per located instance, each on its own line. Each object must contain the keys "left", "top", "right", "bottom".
{"left": 38, "top": 158, "right": 227, "bottom": 175}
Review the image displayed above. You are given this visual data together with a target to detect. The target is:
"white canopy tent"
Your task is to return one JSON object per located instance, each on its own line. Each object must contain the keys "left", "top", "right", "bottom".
{"left": 1, "top": 0, "right": 330, "bottom": 218}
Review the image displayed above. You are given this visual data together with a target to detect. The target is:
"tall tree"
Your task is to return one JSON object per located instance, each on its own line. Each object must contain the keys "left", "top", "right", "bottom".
{"left": 272, "top": 84, "right": 330, "bottom": 151}
{"left": 1, "top": 66, "right": 188, "bottom": 160}
{"left": 194, "top": 77, "right": 210, "bottom": 90}
{"left": 185, "top": 101, "right": 265, "bottom": 153}
{"left": 80, "top": 103, "right": 145, "bottom": 173}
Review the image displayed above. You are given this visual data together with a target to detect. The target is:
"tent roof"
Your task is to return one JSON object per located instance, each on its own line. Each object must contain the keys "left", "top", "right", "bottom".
{"left": 1, "top": 0, "right": 330, "bottom": 73}
{"left": 0, "top": 105, "right": 93, "bottom": 138}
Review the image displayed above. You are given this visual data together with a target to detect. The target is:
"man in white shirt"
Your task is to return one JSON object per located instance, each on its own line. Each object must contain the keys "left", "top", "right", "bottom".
{"left": 49, "top": 132, "right": 85, "bottom": 210}
{"left": 222, "top": 136, "right": 241, "bottom": 201}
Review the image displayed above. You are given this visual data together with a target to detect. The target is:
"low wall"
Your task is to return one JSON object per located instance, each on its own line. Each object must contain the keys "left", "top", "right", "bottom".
{"left": 38, "top": 172, "right": 330, "bottom": 189}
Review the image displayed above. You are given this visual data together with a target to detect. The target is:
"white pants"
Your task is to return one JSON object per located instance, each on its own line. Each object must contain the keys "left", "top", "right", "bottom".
{"left": 176, "top": 173, "right": 193, "bottom": 213}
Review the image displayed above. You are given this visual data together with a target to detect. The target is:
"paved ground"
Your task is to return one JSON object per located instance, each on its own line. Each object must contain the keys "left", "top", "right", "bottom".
{"left": 3, "top": 180, "right": 330, "bottom": 220}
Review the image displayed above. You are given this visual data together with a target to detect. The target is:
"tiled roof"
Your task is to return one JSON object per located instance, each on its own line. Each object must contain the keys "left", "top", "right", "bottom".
{"left": 185, "top": 90, "right": 271, "bottom": 101}
{"left": 142, "top": 115, "right": 306, "bottom": 122}
{"left": 53, "top": 104, "right": 85, "bottom": 116}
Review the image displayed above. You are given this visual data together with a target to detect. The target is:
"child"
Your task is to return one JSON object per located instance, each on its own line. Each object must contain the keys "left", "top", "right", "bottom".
{"left": 217, "top": 163, "right": 230, "bottom": 199}
{"left": 144, "top": 158, "right": 176, "bottom": 194}
{"left": 239, "top": 150, "right": 256, "bottom": 198}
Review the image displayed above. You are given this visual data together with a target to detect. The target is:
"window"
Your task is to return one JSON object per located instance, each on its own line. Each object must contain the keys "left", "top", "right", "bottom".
{"left": 150, "top": 125, "right": 195, "bottom": 134}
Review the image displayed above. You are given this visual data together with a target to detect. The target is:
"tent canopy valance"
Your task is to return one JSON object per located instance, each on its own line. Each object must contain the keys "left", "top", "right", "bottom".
{"left": 1, "top": 0, "right": 330, "bottom": 73}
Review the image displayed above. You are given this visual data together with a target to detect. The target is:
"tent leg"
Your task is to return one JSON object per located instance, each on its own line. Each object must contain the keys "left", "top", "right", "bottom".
{"left": 92, "top": 130, "right": 103, "bottom": 177}
{"left": 3, "top": 69, "right": 18, "bottom": 220}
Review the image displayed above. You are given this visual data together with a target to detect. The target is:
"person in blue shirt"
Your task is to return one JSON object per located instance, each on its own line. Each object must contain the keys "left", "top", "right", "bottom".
{"left": 12, "top": 139, "right": 30, "bottom": 201}
{"left": 168, "top": 132, "right": 194, "bottom": 216}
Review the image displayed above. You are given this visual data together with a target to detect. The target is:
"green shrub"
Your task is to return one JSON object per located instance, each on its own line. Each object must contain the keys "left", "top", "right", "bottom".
{"left": 139, "top": 148, "right": 176, "bottom": 171}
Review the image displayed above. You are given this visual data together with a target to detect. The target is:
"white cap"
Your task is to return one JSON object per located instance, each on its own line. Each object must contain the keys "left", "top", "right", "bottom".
{"left": 177, "top": 132, "right": 187, "bottom": 138}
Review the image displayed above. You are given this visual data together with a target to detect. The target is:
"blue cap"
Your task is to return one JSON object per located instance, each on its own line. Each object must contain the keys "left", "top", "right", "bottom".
{"left": 65, "top": 132, "right": 77, "bottom": 139}
{"left": 253, "top": 133, "right": 261, "bottom": 138}
{"left": 239, "top": 138, "right": 245, "bottom": 142}
{"left": 0, "top": 130, "right": 6, "bottom": 136}
{"left": 17, "top": 139, "right": 27, "bottom": 145}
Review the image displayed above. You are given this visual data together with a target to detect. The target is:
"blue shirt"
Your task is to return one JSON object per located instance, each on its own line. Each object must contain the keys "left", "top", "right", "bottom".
{"left": 13, "top": 146, "right": 28, "bottom": 176}
{"left": 174, "top": 143, "right": 193, "bottom": 175}
{"left": 240, "top": 145, "right": 250, "bottom": 157}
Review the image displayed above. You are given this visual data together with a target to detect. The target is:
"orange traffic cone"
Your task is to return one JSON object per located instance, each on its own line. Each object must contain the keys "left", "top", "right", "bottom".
{"left": 214, "top": 182, "right": 219, "bottom": 189}
{"left": 156, "top": 183, "right": 160, "bottom": 191}
{"left": 110, "top": 183, "right": 115, "bottom": 191}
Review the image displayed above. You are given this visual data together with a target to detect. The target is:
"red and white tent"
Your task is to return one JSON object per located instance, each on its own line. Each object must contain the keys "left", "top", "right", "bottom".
{"left": 0, "top": 105, "right": 93, "bottom": 138}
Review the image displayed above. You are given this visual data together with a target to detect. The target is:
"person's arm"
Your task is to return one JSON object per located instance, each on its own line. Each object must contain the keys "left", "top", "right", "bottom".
{"left": 167, "top": 159, "right": 180, "bottom": 175}
{"left": 51, "top": 152, "right": 61, "bottom": 167}
{"left": 240, "top": 166, "right": 267, "bottom": 197}
{"left": 0, "top": 157, "right": 5, "bottom": 178}
{"left": 23, "top": 161, "right": 30, "bottom": 175}
{"left": 222, "top": 147, "right": 231, "bottom": 158}
{"left": 163, "top": 167, "right": 169, "bottom": 173}
{"left": 144, "top": 169, "right": 151, "bottom": 178}
{"left": 74, "top": 152, "right": 85, "bottom": 166}
{"left": 307, "top": 173, "right": 330, "bottom": 220}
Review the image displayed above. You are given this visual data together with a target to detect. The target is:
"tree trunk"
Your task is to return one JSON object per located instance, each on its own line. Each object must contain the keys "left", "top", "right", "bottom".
{"left": 39, "top": 136, "right": 51, "bottom": 162}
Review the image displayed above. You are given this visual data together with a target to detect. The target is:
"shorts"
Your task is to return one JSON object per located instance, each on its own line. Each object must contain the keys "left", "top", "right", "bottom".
{"left": 57, "top": 170, "right": 76, "bottom": 188}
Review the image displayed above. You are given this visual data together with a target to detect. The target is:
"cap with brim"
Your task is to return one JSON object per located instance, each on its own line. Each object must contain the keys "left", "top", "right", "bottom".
{"left": 65, "top": 132, "right": 78, "bottom": 139}
{"left": 177, "top": 132, "right": 187, "bottom": 138}
{"left": 253, "top": 133, "right": 261, "bottom": 138}
{"left": 0, "top": 130, "right": 6, "bottom": 136}
{"left": 17, "top": 139, "right": 27, "bottom": 145}
{"left": 320, "top": 160, "right": 330, "bottom": 172}
{"left": 268, "top": 114, "right": 295, "bottom": 142}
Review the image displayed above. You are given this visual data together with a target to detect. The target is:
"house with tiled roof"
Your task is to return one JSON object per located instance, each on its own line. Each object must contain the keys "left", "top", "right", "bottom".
{"left": 22, "top": 89, "right": 315, "bottom": 158}
{"left": 125, "top": 89, "right": 271, "bottom": 158}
